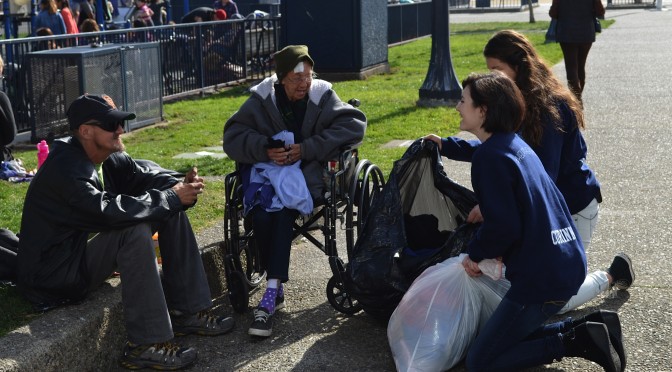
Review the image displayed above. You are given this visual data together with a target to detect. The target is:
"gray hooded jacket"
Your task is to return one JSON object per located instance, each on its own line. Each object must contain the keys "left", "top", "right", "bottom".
{"left": 223, "top": 75, "right": 367, "bottom": 199}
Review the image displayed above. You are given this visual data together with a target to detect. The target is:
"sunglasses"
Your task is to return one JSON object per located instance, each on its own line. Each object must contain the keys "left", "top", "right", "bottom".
{"left": 84, "top": 121, "right": 124, "bottom": 132}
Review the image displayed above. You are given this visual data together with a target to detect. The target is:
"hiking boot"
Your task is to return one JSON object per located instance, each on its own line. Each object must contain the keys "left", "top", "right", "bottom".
{"left": 607, "top": 253, "right": 635, "bottom": 290}
{"left": 119, "top": 341, "right": 197, "bottom": 370}
{"left": 563, "top": 322, "right": 621, "bottom": 372}
{"left": 248, "top": 307, "right": 273, "bottom": 337}
{"left": 171, "top": 309, "right": 235, "bottom": 336}
{"left": 572, "top": 310, "right": 626, "bottom": 371}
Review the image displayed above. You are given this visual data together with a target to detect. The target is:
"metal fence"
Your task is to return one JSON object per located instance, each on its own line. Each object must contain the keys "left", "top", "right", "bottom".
{"left": 6, "top": 1, "right": 553, "bottom": 138}
{"left": 607, "top": 0, "right": 656, "bottom": 6}
{"left": 1, "top": 17, "right": 280, "bottom": 136}
{"left": 387, "top": 0, "right": 538, "bottom": 45}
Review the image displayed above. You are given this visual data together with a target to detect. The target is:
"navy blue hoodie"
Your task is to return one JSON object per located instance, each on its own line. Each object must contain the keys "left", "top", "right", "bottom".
{"left": 440, "top": 101, "right": 600, "bottom": 215}
{"left": 468, "top": 132, "right": 586, "bottom": 304}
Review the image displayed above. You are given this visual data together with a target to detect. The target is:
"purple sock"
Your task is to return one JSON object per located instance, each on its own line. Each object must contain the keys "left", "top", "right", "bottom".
{"left": 277, "top": 283, "right": 284, "bottom": 298}
{"left": 259, "top": 287, "right": 277, "bottom": 314}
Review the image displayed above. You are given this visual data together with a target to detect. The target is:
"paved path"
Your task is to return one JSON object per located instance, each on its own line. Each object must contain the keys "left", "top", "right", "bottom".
{"left": 106, "top": 5, "right": 672, "bottom": 371}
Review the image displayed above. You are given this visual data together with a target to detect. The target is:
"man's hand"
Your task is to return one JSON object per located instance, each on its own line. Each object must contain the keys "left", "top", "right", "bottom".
{"left": 184, "top": 167, "right": 203, "bottom": 184}
{"left": 172, "top": 181, "right": 204, "bottom": 206}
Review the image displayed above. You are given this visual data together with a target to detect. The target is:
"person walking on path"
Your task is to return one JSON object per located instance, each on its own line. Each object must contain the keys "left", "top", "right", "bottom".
{"left": 16, "top": 94, "right": 235, "bottom": 370}
{"left": 550, "top": 0, "right": 606, "bottom": 103}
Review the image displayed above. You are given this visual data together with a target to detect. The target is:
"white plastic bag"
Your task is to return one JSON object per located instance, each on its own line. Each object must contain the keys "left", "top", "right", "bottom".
{"left": 387, "top": 254, "right": 511, "bottom": 372}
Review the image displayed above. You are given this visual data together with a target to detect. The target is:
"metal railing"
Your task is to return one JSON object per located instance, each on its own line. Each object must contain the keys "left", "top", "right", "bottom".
{"left": 607, "top": 0, "right": 656, "bottom": 6}
{"left": 387, "top": 0, "right": 538, "bottom": 45}
{"left": 1, "top": 17, "right": 280, "bottom": 135}
{"left": 6, "top": 0, "right": 551, "bottom": 137}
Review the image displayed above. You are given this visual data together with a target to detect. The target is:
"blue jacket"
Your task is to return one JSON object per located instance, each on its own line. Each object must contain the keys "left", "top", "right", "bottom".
{"left": 34, "top": 10, "right": 67, "bottom": 35}
{"left": 440, "top": 101, "right": 600, "bottom": 214}
{"left": 242, "top": 129, "right": 313, "bottom": 215}
{"left": 468, "top": 133, "right": 586, "bottom": 304}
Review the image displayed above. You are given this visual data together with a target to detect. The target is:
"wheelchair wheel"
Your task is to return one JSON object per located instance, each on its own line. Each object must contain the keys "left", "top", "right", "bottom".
{"left": 326, "top": 275, "right": 362, "bottom": 315}
{"left": 239, "top": 240, "right": 266, "bottom": 288}
{"left": 352, "top": 162, "right": 385, "bottom": 235}
{"left": 227, "top": 270, "right": 250, "bottom": 313}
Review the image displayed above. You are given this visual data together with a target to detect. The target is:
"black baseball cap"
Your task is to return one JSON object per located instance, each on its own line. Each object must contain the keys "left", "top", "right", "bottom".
{"left": 67, "top": 94, "right": 136, "bottom": 131}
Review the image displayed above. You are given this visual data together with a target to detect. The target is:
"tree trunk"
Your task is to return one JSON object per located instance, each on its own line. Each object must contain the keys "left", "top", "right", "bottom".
{"left": 528, "top": 0, "right": 536, "bottom": 23}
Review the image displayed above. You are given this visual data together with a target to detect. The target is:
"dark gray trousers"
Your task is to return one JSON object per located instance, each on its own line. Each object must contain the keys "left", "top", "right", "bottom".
{"left": 84, "top": 211, "right": 212, "bottom": 345}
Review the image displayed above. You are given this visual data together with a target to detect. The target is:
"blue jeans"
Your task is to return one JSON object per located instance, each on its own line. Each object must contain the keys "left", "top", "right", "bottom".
{"left": 465, "top": 295, "right": 570, "bottom": 371}
{"left": 252, "top": 206, "right": 299, "bottom": 282}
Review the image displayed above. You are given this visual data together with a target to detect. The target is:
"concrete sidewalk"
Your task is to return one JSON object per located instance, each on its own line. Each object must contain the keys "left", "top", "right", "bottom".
{"left": 3, "top": 4, "right": 672, "bottom": 371}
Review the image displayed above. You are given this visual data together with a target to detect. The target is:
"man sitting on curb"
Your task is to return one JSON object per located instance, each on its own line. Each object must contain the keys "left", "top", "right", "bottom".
{"left": 16, "top": 94, "right": 234, "bottom": 370}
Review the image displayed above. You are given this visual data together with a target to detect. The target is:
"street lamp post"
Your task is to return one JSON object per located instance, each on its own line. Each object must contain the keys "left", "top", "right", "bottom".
{"left": 417, "top": 0, "right": 462, "bottom": 107}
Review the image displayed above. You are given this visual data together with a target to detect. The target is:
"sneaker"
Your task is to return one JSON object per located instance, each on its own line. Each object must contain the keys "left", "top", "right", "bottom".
{"left": 119, "top": 341, "right": 197, "bottom": 370}
{"left": 275, "top": 294, "right": 285, "bottom": 311}
{"left": 171, "top": 309, "right": 235, "bottom": 336}
{"left": 248, "top": 307, "right": 273, "bottom": 337}
{"left": 607, "top": 253, "right": 635, "bottom": 290}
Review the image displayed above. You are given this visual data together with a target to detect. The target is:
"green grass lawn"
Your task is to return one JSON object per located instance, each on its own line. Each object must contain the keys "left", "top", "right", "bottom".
{"left": 0, "top": 21, "right": 609, "bottom": 336}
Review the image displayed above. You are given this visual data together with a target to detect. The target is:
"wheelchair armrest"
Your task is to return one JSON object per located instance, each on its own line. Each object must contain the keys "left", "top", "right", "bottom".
{"left": 339, "top": 142, "right": 362, "bottom": 153}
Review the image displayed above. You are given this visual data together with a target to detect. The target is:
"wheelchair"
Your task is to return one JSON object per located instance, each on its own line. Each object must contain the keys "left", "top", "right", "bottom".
{"left": 222, "top": 133, "right": 385, "bottom": 316}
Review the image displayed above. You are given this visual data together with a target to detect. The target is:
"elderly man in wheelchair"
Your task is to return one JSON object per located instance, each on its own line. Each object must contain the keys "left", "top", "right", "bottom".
{"left": 223, "top": 45, "right": 367, "bottom": 338}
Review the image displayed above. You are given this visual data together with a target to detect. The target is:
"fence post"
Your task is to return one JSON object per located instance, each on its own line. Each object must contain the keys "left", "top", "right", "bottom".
{"left": 3, "top": 1, "right": 11, "bottom": 40}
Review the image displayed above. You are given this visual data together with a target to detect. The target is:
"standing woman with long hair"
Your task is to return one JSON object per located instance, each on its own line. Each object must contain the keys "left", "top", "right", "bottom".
{"left": 33, "top": 0, "right": 67, "bottom": 36}
{"left": 550, "top": 0, "right": 605, "bottom": 102}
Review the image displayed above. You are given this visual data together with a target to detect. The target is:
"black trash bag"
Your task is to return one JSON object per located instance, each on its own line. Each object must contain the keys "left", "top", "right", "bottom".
{"left": 345, "top": 139, "right": 479, "bottom": 322}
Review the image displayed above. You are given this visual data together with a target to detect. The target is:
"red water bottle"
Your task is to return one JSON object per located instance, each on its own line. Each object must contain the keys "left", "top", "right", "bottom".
{"left": 37, "top": 140, "right": 49, "bottom": 168}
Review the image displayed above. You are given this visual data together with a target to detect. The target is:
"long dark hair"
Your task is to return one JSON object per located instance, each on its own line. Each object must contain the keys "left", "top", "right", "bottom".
{"left": 483, "top": 30, "right": 585, "bottom": 146}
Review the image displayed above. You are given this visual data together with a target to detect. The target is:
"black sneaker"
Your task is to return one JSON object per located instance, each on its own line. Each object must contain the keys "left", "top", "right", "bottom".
{"left": 275, "top": 294, "right": 285, "bottom": 311}
{"left": 248, "top": 307, "right": 273, "bottom": 337}
{"left": 171, "top": 309, "right": 235, "bottom": 336}
{"left": 607, "top": 253, "right": 635, "bottom": 290}
{"left": 119, "top": 341, "right": 197, "bottom": 370}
